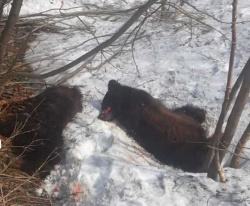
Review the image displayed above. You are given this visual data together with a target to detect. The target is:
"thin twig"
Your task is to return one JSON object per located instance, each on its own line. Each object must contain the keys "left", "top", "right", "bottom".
{"left": 56, "top": 55, "right": 96, "bottom": 84}
{"left": 0, "top": 0, "right": 158, "bottom": 83}
{"left": 18, "top": 5, "right": 142, "bottom": 19}
{"left": 230, "top": 122, "right": 250, "bottom": 168}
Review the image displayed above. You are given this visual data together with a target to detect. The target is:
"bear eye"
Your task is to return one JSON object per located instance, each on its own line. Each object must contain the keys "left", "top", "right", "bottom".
{"left": 102, "top": 107, "right": 111, "bottom": 114}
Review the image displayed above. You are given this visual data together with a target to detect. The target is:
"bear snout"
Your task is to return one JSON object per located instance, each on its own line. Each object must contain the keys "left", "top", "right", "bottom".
{"left": 98, "top": 112, "right": 114, "bottom": 121}
{"left": 98, "top": 113, "right": 105, "bottom": 120}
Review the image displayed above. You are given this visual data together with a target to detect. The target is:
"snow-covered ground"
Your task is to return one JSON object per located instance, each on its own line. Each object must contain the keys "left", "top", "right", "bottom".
{"left": 18, "top": 0, "right": 250, "bottom": 205}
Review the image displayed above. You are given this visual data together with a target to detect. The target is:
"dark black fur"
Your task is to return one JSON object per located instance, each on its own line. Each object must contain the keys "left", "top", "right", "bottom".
{"left": 173, "top": 105, "right": 206, "bottom": 124}
{"left": 0, "top": 86, "right": 82, "bottom": 178}
{"left": 99, "top": 80, "right": 209, "bottom": 172}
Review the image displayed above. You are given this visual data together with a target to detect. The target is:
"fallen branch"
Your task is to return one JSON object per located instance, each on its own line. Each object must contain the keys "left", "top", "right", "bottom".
{"left": 16, "top": 33, "right": 111, "bottom": 72}
{"left": 56, "top": 55, "right": 96, "bottom": 85}
{"left": 207, "top": 144, "right": 250, "bottom": 161}
{"left": 155, "top": 1, "right": 231, "bottom": 41}
{"left": 182, "top": 0, "right": 249, "bottom": 24}
{"left": 18, "top": 5, "right": 142, "bottom": 19}
{"left": 0, "top": 0, "right": 158, "bottom": 84}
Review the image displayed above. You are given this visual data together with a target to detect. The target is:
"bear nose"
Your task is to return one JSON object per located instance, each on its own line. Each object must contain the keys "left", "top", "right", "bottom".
{"left": 98, "top": 113, "right": 105, "bottom": 120}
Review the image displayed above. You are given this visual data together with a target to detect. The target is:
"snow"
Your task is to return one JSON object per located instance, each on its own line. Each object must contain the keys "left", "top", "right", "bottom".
{"left": 19, "top": 0, "right": 250, "bottom": 205}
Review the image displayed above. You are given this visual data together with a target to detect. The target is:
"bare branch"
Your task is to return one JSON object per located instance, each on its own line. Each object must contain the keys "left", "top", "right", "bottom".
{"left": 0, "top": 0, "right": 158, "bottom": 83}
{"left": 225, "top": 59, "right": 250, "bottom": 112}
{"left": 230, "top": 122, "right": 250, "bottom": 168}
{"left": 18, "top": 5, "right": 143, "bottom": 19}
{"left": 155, "top": 2, "right": 231, "bottom": 41}
{"left": 215, "top": 150, "right": 226, "bottom": 182}
{"left": 207, "top": 144, "right": 250, "bottom": 161}
{"left": 219, "top": 58, "right": 250, "bottom": 160}
{"left": 182, "top": 0, "right": 249, "bottom": 24}
{"left": 56, "top": 55, "right": 96, "bottom": 85}
{"left": 15, "top": 33, "right": 111, "bottom": 72}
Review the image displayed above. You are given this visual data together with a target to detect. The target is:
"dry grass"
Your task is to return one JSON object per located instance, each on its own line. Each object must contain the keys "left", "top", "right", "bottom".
{"left": 0, "top": 23, "right": 36, "bottom": 100}
{"left": 0, "top": 24, "right": 51, "bottom": 206}
{"left": 0, "top": 140, "right": 52, "bottom": 206}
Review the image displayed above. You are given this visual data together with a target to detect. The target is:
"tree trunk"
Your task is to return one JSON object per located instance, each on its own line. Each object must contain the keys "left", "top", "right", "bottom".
{"left": 160, "top": 0, "right": 167, "bottom": 19}
{"left": 205, "top": 0, "right": 238, "bottom": 179}
{"left": 208, "top": 57, "right": 250, "bottom": 180}
{"left": 0, "top": 0, "right": 23, "bottom": 71}
{"left": 230, "top": 122, "right": 250, "bottom": 168}
{"left": 219, "top": 63, "right": 250, "bottom": 160}
{"left": 225, "top": 57, "right": 249, "bottom": 112}
{"left": 0, "top": 0, "right": 7, "bottom": 22}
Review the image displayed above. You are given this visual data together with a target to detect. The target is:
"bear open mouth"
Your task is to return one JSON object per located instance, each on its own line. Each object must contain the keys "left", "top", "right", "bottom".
{"left": 102, "top": 107, "right": 111, "bottom": 114}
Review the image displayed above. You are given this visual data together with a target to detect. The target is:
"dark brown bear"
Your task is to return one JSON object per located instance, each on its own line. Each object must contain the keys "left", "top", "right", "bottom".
{"left": 0, "top": 86, "right": 82, "bottom": 178}
{"left": 173, "top": 105, "right": 206, "bottom": 124}
{"left": 99, "top": 80, "right": 209, "bottom": 172}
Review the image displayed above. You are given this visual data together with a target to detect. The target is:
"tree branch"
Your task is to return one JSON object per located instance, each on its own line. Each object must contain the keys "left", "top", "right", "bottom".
{"left": 207, "top": 0, "right": 238, "bottom": 181}
{"left": 230, "top": 122, "right": 250, "bottom": 168}
{"left": 225, "top": 59, "right": 249, "bottom": 112}
{"left": 219, "top": 58, "right": 250, "bottom": 161}
{"left": 0, "top": 0, "right": 158, "bottom": 84}
{"left": 18, "top": 5, "right": 143, "bottom": 19}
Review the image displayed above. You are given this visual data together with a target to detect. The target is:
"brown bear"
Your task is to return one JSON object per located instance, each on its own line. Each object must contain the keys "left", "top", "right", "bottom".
{"left": 173, "top": 105, "right": 206, "bottom": 124}
{"left": 98, "top": 80, "right": 209, "bottom": 172}
{"left": 0, "top": 86, "right": 82, "bottom": 178}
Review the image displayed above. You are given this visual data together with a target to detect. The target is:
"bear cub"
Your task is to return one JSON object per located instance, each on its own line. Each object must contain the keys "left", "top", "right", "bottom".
{"left": 0, "top": 86, "right": 82, "bottom": 178}
{"left": 99, "top": 80, "right": 209, "bottom": 172}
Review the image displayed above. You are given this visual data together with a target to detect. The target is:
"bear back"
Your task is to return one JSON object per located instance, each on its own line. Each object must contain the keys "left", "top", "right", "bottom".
{"left": 99, "top": 80, "right": 209, "bottom": 172}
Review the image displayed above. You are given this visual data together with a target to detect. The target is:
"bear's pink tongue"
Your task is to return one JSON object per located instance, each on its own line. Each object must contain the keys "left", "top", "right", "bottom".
{"left": 102, "top": 107, "right": 111, "bottom": 114}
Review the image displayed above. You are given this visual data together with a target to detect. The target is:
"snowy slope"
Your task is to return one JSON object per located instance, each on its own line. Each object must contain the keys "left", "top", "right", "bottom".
{"left": 20, "top": 0, "right": 250, "bottom": 205}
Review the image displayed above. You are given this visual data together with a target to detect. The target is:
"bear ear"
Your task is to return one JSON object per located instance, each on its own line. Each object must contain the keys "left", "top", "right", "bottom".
{"left": 108, "top": 80, "right": 120, "bottom": 91}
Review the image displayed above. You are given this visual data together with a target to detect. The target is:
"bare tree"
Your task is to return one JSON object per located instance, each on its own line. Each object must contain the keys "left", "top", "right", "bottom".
{"left": 206, "top": 0, "right": 238, "bottom": 181}
{"left": 207, "top": 56, "right": 250, "bottom": 180}
{"left": 0, "top": 0, "right": 23, "bottom": 71}
{"left": 219, "top": 58, "right": 250, "bottom": 161}
{"left": 160, "top": 0, "right": 167, "bottom": 19}
{"left": 230, "top": 122, "right": 250, "bottom": 168}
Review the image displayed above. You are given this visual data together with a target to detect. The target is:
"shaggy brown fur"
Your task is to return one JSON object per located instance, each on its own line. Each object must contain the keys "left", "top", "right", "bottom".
{"left": 0, "top": 86, "right": 82, "bottom": 178}
{"left": 99, "top": 80, "right": 209, "bottom": 172}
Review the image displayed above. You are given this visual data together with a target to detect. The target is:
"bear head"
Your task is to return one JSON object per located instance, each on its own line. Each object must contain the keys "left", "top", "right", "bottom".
{"left": 40, "top": 86, "right": 83, "bottom": 122}
{"left": 98, "top": 80, "right": 125, "bottom": 121}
